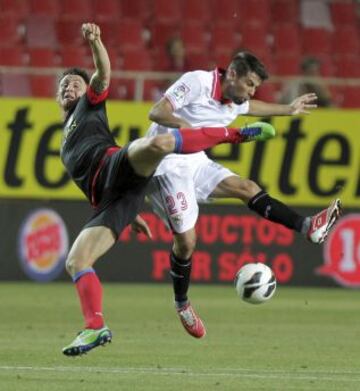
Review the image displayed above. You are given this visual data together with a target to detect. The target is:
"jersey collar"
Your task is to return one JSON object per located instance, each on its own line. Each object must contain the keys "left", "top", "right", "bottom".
{"left": 211, "top": 67, "right": 232, "bottom": 104}
{"left": 64, "top": 99, "right": 79, "bottom": 123}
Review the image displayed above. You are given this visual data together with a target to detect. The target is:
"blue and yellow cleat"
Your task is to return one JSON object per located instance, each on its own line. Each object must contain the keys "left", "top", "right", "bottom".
{"left": 62, "top": 326, "right": 112, "bottom": 356}
{"left": 238, "top": 122, "right": 276, "bottom": 143}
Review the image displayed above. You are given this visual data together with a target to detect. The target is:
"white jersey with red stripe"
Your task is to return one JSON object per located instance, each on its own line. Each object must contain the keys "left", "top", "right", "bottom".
{"left": 146, "top": 68, "right": 249, "bottom": 233}
{"left": 147, "top": 69, "right": 249, "bottom": 172}
{"left": 148, "top": 68, "right": 249, "bottom": 133}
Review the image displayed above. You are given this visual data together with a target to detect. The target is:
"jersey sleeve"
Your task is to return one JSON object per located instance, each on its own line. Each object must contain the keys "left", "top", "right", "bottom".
{"left": 86, "top": 85, "right": 109, "bottom": 106}
{"left": 235, "top": 100, "right": 250, "bottom": 115}
{"left": 164, "top": 72, "right": 202, "bottom": 110}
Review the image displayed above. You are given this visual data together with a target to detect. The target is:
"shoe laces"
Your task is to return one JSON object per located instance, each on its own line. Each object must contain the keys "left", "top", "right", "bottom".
{"left": 179, "top": 307, "right": 196, "bottom": 326}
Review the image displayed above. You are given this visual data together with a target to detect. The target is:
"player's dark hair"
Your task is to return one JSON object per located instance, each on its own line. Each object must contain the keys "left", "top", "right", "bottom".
{"left": 59, "top": 67, "right": 90, "bottom": 84}
{"left": 230, "top": 52, "right": 268, "bottom": 81}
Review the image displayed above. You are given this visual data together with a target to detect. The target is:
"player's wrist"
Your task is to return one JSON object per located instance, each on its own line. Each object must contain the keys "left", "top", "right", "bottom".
{"left": 286, "top": 104, "right": 295, "bottom": 115}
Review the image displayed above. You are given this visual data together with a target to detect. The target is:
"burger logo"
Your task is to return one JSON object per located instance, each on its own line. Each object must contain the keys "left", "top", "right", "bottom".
{"left": 18, "top": 209, "right": 69, "bottom": 282}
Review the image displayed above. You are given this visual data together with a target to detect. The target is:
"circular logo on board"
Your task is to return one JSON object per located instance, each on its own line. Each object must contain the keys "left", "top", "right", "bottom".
{"left": 317, "top": 214, "right": 360, "bottom": 287}
{"left": 18, "top": 209, "right": 69, "bottom": 282}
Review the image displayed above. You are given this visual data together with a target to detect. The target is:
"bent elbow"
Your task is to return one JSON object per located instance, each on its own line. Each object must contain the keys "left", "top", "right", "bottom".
{"left": 148, "top": 110, "right": 155, "bottom": 122}
{"left": 148, "top": 109, "right": 160, "bottom": 123}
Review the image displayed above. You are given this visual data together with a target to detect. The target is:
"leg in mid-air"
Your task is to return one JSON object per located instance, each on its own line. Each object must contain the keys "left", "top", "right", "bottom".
{"left": 62, "top": 226, "right": 116, "bottom": 356}
{"left": 211, "top": 176, "right": 342, "bottom": 244}
{"left": 147, "top": 150, "right": 241, "bottom": 339}
{"left": 127, "top": 122, "right": 274, "bottom": 177}
{"left": 171, "top": 229, "right": 206, "bottom": 338}
{"left": 168, "top": 178, "right": 342, "bottom": 339}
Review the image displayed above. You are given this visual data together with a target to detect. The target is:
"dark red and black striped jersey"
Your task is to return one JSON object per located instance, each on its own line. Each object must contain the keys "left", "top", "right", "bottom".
{"left": 60, "top": 87, "right": 116, "bottom": 200}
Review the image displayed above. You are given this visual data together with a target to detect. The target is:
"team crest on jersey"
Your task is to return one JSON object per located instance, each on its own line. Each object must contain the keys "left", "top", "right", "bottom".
{"left": 173, "top": 83, "right": 190, "bottom": 103}
{"left": 170, "top": 213, "right": 183, "bottom": 226}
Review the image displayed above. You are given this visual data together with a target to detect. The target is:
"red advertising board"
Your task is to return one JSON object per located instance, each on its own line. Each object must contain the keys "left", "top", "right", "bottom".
{"left": 0, "top": 198, "right": 357, "bottom": 287}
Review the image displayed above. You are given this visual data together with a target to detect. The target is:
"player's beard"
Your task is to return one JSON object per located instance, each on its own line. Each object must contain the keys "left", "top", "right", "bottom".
{"left": 63, "top": 97, "right": 80, "bottom": 111}
{"left": 226, "top": 86, "right": 247, "bottom": 105}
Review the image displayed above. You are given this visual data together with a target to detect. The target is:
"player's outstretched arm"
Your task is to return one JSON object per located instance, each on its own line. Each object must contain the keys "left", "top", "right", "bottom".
{"left": 248, "top": 93, "right": 318, "bottom": 116}
{"left": 149, "top": 97, "right": 192, "bottom": 128}
{"left": 82, "top": 23, "right": 111, "bottom": 94}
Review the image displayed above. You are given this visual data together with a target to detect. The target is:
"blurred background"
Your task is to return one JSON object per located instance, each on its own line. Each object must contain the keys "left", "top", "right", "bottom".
{"left": 0, "top": 0, "right": 359, "bottom": 104}
{"left": 0, "top": 0, "right": 359, "bottom": 288}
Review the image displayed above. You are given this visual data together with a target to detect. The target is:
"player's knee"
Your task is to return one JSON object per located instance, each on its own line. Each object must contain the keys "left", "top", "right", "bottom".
{"left": 174, "top": 237, "right": 196, "bottom": 259}
{"left": 148, "top": 134, "right": 174, "bottom": 156}
{"left": 236, "top": 179, "right": 262, "bottom": 201}
{"left": 65, "top": 256, "right": 75, "bottom": 276}
{"left": 65, "top": 255, "right": 85, "bottom": 276}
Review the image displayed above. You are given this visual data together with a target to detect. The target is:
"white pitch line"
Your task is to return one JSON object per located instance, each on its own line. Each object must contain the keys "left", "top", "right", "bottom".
{"left": 2, "top": 365, "right": 360, "bottom": 376}
{"left": 0, "top": 366, "right": 360, "bottom": 382}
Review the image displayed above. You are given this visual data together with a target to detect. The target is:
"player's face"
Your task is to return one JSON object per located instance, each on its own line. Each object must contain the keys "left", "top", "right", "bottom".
{"left": 57, "top": 74, "right": 87, "bottom": 111}
{"left": 224, "top": 70, "right": 262, "bottom": 104}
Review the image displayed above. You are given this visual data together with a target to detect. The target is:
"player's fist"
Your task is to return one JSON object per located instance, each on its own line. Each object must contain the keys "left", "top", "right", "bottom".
{"left": 82, "top": 23, "right": 101, "bottom": 42}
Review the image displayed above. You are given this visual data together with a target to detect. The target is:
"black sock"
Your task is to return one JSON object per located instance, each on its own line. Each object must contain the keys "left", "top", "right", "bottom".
{"left": 248, "top": 190, "right": 305, "bottom": 232}
{"left": 170, "top": 251, "right": 191, "bottom": 304}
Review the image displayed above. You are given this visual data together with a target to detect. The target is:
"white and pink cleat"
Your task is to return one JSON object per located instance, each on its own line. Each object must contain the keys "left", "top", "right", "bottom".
{"left": 307, "top": 199, "right": 342, "bottom": 244}
{"left": 177, "top": 302, "right": 206, "bottom": 338}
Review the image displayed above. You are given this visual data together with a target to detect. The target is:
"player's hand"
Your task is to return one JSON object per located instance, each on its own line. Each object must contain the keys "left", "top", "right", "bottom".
{"left": 131, "top": 215, "right": 153, "bottom": 239}
{"left": 289, "top": 93, "right": 318, "bottom": 115}
{"left": 82, "top": 23, "right": 101, "bottom": 42}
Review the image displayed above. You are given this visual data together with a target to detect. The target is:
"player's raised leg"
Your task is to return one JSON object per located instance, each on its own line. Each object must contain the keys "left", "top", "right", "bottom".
{"left": 127, "top": 124, "right": 275, "bottom": 177}
{"left": 212, "top": 176, "right": 342, "bottom": 243}
{"left": 62, "top": 226, "right": 115, "bottom": 356}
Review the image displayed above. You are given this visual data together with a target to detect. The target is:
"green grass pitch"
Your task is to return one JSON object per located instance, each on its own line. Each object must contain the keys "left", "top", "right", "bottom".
{"left": 0, "top": 282, "right": 359, "bottom": 390}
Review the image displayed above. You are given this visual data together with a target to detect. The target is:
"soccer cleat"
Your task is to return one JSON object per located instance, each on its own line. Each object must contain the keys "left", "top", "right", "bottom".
{"left": 177, "top": 302, "right": 206, "bottom": 338}
{"left": 307, "top": 199, "right": 342, "bottom": 244}
{"left": 62, "top": 326, "right": 112, "bottom": 356}
{"left": 238, "top": 122, "right": 276, "bottom": 143}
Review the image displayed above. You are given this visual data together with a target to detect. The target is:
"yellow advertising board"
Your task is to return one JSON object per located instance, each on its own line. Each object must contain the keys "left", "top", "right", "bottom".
{"left": 0, "top": 97, "right": 359, "bottom": 206}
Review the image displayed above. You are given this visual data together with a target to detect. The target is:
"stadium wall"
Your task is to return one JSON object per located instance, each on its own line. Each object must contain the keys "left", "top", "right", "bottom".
{"left": 0, "top": 98, "right": 359, "bottom": 286}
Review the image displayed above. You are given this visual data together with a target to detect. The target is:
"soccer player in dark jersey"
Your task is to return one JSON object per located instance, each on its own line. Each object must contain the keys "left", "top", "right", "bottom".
{"left": 58, "top": 23, "right": 276, "bottom": 356}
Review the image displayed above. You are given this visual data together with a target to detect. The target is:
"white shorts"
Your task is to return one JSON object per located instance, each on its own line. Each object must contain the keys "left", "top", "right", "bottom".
{"left": 146, "top": 152, "right": 236, "bottom": 233}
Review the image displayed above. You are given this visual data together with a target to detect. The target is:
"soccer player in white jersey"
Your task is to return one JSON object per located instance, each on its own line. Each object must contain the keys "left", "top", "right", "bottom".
{"left": 146, "top": 52, "right": 342, "bottom": 339}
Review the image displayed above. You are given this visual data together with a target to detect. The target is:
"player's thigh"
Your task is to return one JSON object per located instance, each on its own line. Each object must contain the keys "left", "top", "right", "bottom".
{"left": 147, "top": 174, "right": 199, "bottom": 234}
{"left": 192, "top": 160, "right": 236, "bottom": 202}
{"left": 127, "top": 135, "right": 173, "bottom": 177}
{"left": 67, "top": 226, "right": 115, "bottom": 269}
{"left": 210, "top": 175, "right": 262, "bottom": 201}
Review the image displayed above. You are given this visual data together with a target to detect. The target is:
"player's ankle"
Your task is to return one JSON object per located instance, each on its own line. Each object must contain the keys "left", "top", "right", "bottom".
{"left": 175, "top": 299, "right": 189, "bottom": 309}
{"left": 301, "top": 217, "right": 311, "bottom": 235}
{"left": 86, "top": 318, "right": 105, "bottom": 330}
